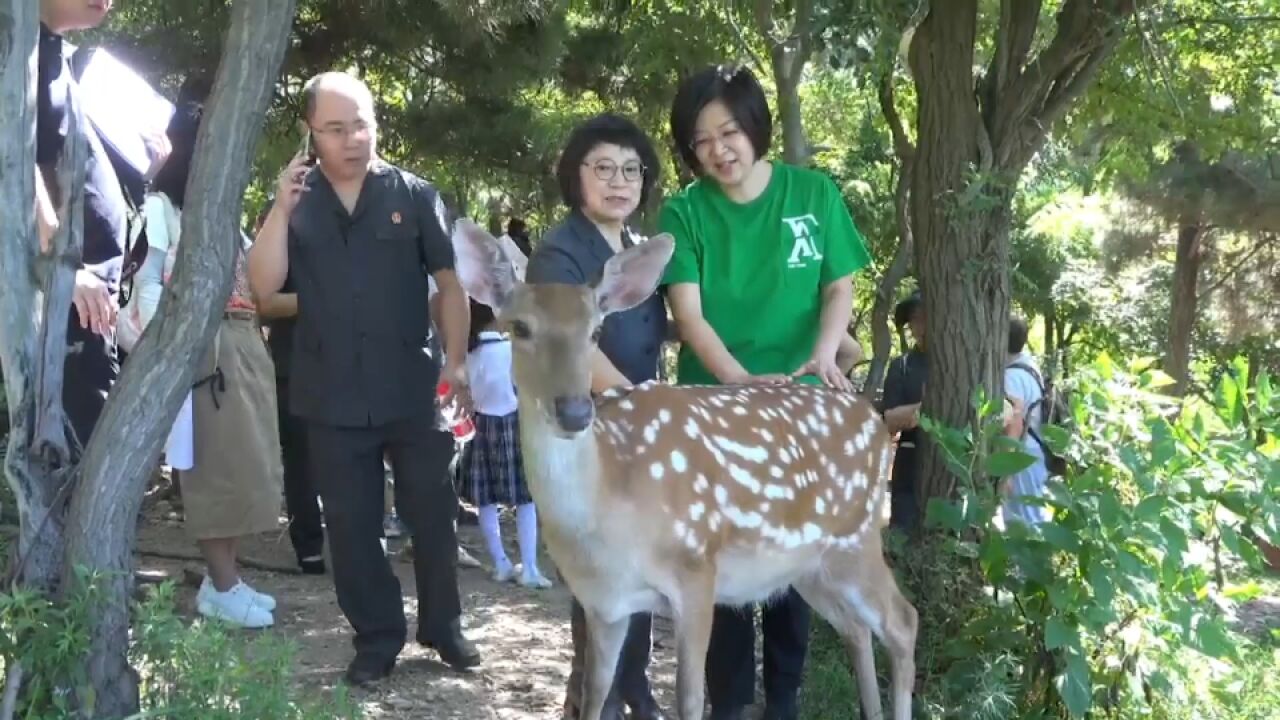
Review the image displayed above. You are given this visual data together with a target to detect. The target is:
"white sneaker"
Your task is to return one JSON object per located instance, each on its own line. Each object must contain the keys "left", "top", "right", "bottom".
{"left": 200, "top": 577, "right": 275, "bottom": 611}
{"left": 518, "top": 567, "right": 553, "bottom": 589}
{"left": 492, "top": 562, "right": 517, "bottom": 583}
{"left": 196, "top": 581, "right": 274, "bottom": 629}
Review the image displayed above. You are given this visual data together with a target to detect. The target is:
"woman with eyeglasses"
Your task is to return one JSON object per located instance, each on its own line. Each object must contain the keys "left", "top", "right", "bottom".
{"left": 526, "top": 113, "right": 667, "bottom": 720}
{"left": 659, "top": 65, "right": 873, "bottom": 720}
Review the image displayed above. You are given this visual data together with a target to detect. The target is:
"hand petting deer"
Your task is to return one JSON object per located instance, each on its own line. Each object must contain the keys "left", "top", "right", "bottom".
{"left": 453, "top": 219, "right": 917, "bottom": 720}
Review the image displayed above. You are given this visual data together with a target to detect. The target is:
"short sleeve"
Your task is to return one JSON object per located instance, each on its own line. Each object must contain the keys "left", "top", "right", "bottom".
{"left": 411, "top": 178, "right": 455, "bottom": 275}
{"left": 819, "top": 178, "right": 871, "bottom": 285}
{"left": 142, "top": 194, "right": 172, "bottom": 252}
{"left": 527, "top": 243, "right": 587, "bottom": 286}
{"left": 658, "top": 201, "right": 700, "bottom": 286}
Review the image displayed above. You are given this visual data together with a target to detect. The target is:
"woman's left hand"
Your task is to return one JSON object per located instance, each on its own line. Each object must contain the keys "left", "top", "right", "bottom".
{"left": 793, "top": 354, "right": 853, "bottom": 392}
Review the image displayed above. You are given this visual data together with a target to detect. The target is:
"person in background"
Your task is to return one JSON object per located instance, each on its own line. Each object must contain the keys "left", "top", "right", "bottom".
{"left": 879, "top": 290, "right": 928, "bottom": 532}
{"left": 256, "top": 206, "right": 326, "bottom": 575}
{"left": 35, "top": 0, "right": 136, "bottom": 449}
{"left": 660, "top": 64, "right": 872, "bottom": 720}
{"left": 498, "top": 218, "right": 532, "bottom": 281}
{"left": 458, "top": 299, "right": 551, "bottom": 589}
{"left": 248, "top": 71, "right": 479, "bottom": 686}
{"left": 130, "top": 103, "right": 284, "bottom": 628}
{"left": 1002, "top": 317, "right": 1051, "bottom": 526}
{"left": 526, "top": 113, "right": 667, "bottom": 720}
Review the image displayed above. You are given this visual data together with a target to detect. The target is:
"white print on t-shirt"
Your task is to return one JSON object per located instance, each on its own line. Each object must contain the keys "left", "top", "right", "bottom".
{"left": 782, "top": 214, "right": 824, "bottom": 268}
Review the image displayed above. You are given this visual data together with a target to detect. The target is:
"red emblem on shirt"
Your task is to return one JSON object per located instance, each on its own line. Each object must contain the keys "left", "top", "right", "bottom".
{"left": 391, "top": 211, "right": 403, "bottom": 224}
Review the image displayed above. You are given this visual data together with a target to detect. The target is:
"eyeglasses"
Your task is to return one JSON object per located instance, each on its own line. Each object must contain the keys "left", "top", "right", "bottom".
{"left": 311, "top": 120, "right": 376, "bottom": 140}
{"left": 690, "top": 126, "right": 744, "bottom": 154}
{"left": 583, "top": 160, "right": 645, "bottom": 183}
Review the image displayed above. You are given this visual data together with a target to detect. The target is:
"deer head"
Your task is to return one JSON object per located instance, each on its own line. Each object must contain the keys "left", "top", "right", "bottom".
{"left": 452, "top": 219, "right": 674, "bottom": 437}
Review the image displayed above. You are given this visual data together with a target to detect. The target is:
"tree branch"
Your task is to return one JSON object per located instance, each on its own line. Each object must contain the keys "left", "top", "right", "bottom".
{"left": 726, "top": 8, "right": 768, "bottom": 76}
{"left": 1197, "top": 232, "right": 1279, "bottom": 302}
{"left": 878, "top": 70, "right": 914, "bottom": 161}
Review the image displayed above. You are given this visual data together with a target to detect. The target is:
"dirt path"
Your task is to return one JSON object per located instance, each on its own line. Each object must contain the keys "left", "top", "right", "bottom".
{"left": 135, "top": 509, "right": 679, "bottom": 719}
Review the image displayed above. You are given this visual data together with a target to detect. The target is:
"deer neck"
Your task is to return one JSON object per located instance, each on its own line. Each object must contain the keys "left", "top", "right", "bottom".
{"left": 518, "top": 397, "right": 604, "bottom": 536}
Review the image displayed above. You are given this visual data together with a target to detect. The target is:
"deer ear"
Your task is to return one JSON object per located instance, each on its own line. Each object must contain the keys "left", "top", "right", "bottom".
{"left": 452, "top": 218, "right": 517, "bottom": 310}
{"left": 594, "top": 233, "right": 675, "bottom": 315}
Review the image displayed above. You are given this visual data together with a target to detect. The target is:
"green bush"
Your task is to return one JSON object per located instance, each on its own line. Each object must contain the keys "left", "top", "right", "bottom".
{"left": 0, "top": 574, "right": 358, "bottom": 719}
{"left": 802, "top": 355, "right": 1280, "bottom": 719}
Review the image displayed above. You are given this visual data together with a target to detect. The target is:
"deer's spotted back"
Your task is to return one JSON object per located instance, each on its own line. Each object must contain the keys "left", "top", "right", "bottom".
{"left": 594, "top": 382, "right": 890, "bottom": 555}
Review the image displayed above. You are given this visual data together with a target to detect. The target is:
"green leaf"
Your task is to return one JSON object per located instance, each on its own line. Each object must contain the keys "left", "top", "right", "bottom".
{"left": 1087, "top": 559, "right": 1115, "bottom": 608}
{"left": 1041, "top": 424, "right": 1071, "bottom": 452}
{"left": 981, "top": 531, "right": 1009, "bottom": 580}
{"left": 1149, "top": 418, "right": 1176, "bottom": 468}
{"left": 1134, "top": 495, "right": 1166, "bottom": 523}
{"left": 1045, "top": 616, "right": 1079, "bottom": 651}
{"left": 1055, "top": 650, "right": 1093, "bottom": 718}
{"left": 1257, "top": 371, "right": 1273, "bottom": 411}
{"left": 1196, "top": 618, "right": 1237, "bottom": 660}
{"left": 925, "top": 498, "right": 965, "bottom": 532}
{"left": 985, "top": 450, "right": 1037, "bottom": 477}
{"left": 1098, "top": 490, "right": 1125, "bottom": 528}
{"left": 1041, "top": 522, "right": 1082, "bottom": 553}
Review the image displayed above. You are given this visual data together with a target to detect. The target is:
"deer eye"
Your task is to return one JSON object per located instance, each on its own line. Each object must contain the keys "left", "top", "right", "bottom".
{"left": 511, "top": 320, "right": 532, "bottom": 340}
{"left": 590, "top": 326, "right": 603, "bottom": 344}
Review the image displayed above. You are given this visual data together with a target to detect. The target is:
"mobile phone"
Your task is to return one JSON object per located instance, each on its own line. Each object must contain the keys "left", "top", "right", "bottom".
{"left": 301, "top": 131, "right": 317, "bottom": 165}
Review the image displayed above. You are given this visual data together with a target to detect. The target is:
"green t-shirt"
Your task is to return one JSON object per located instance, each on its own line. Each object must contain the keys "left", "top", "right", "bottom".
{"left": 659, "top": 162, "right": 871, "bottom": 386}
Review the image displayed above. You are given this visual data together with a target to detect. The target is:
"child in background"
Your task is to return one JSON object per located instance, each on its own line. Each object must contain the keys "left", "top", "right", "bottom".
{"left": 459, "top": 299, "right": 551, "bottom": 588}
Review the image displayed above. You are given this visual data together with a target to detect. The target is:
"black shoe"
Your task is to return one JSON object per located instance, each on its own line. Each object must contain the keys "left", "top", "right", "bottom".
{"left": 421, "top": 628, "right": 481, "bottom": 670}
{"left": 298, "top": 556, "right": 326, "bottom": 575}
{"left": 343, "top": 655, "right": 394, "bottom": 687}
{"left": 628, "top": 696, "right": 666, "bottom": 720}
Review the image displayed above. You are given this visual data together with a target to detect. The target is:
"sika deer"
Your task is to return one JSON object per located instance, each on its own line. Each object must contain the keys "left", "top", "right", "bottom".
{"left": 452, "top": 220, "right": 917, "bottom": 720}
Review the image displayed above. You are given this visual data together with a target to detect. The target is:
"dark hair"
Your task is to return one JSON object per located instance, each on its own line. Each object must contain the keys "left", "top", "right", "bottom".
{"left": 893, "top": 290, "right": 923, "bottom": 328}
{"left": 556, "top": 113, "right": 661, "bottom": 211}
{"left": 150, "top": 102, "right": 203, "bottom": 209}
{"left": 1008, "top": 316, "right": 1029, "bottom": 355}
{"left": 669, "top": 64, "right": 772, "bottom": 174}
{"left": 507, "top": 218, "right": 527, "bottom": 237}
{"left": 468, "top": 298, "right": 498, "bottom": 352}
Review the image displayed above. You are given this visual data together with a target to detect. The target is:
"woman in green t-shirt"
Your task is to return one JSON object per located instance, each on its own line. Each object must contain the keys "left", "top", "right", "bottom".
{"left": 659, "top": 65, "right": 872, "bottom": 720}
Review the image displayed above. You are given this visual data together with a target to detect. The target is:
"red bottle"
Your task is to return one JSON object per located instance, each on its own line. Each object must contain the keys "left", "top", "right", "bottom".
{"left": 437, "top": 380, "right": 476, "bottom": 442}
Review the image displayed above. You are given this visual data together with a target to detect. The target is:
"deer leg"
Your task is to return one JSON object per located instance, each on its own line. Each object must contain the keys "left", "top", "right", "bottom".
{"left": 794, "top": 579, "right": 884, "bottom": 720}
{"left": 673, "top": 575, "right": 716, "bottom": 720}
{"left": 581, "top": 608, "right": 630, "bottom": 720}
{"left": 877, "top": 581, "right": 918, "bottom": 720}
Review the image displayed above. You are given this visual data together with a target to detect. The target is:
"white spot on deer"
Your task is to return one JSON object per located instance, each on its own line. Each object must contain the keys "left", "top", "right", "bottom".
{"left": 779, "top": 447, "right": 792, "bottom": 464}
{"left": 732, "top": 405, "right": 747, "bottom": 416}
{"left": 670, "top": 450, "right": 688, "bottom": 473}
{"left": 714, "top": 485, "right": 729, "bottom": 506}
{"left": 685, "top": 533, "right": 701, "bottom": 551}
{"left": 650, "top": 462, "right": 665, "bottom": 481}
{"left": 763, "top": 484, "right": 795, "bottom": 500}
{"left": 815, "top": 497, "right": 827, "bottom": 515}
{"left": 844, "top": 482, "right": 855, "bottom": 501}
{"left": 728, "top": 464, "right": 762, "bottom": 494}
{"left": 769, "top": 466, "right": 784, "bottom": 479}
{"left": 618, "top": 399, "right": 634, "bottom": 411}
{"left": 684, "top": 419, "right": 700, "bottom": 439}
{"left": 843, "top": 440, "right": 855, "bottom": 456}
{"left": 834, "top": 407, "right": 845, "bottom": 425}
{"left": 723, "top": 504, "right": 764, "bottom": 529}
{"left": 798, "top": 421, "right": 811, "bottom": 437}
{"left": 673, "top": 519, "right": 688, "bottom": 539}
{"left": 643, "top": 421, "right": 659, "bottom": 444}
{"left": 760, "top": 502, "right": 771, "bottom": 514}
{"left": 658, "top": 409, "right": 672, "bottom": 423}
{"left": 709, "top": 396, "right": 725, "bottom": 408}
{"left": 713, "top": 436, "right": 769, "bottom": 463}
{"left": 758, "top": 428, "right": 774, "bottom": 443}
{"left": 708, "top": 511, "right": 722, "bottom": 531}
{"left": 694, "top": 474, "right": 710, "bottom": 494}
{"left": 716, "top": 416, "right": 730, "bottom": 430}
{"left": 853, "top": 470, "right": 868, "bottom": 489}
{"left": 802, "top": 523, "right": 823, "bottom": 543}
{"left": 689, "top": 502, "right": 706, "bottom": 521}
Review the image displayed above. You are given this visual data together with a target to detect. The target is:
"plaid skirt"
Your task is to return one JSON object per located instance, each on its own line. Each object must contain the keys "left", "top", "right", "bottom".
{"left": 459, "top": 411, "right": 532, "bottom": 507}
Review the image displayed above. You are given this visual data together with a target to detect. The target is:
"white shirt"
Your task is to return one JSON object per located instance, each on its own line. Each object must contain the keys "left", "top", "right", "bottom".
{"left": 1003, "top": 351, "right": 1050, "bottom": 524}
{"left": 467, "top": 331, "right": 518, "bottom": 416}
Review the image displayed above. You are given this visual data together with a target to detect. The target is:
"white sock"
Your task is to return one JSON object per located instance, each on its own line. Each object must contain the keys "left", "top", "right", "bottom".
{"left": 515, "top": 503, "right": 540, "bottom": 575}
{"left": 478, "top": 504, "right": 510, "bottom": 571}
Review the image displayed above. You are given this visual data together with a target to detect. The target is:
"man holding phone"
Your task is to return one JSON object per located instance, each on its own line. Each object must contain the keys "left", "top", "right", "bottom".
{"left": 248, "top": 71, "right": 478, "bottom": 687}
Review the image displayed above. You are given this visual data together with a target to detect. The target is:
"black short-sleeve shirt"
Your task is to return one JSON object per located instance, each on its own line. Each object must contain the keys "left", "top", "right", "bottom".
{"left": 37, "top": 27, "right": 128, "bottom": 292}
{"left": 286, "top": 162, "right": 455, "bottom": 427}
{"left": 880, "top": 348, "right": 928, "bottom": 445}
{"left": 526, "top": 211, "right": 668, "bottom": 385}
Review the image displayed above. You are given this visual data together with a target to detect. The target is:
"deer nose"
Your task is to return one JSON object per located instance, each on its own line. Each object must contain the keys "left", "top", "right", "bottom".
{"left": 553, "top": 396, "right": 594, "bottom": 433}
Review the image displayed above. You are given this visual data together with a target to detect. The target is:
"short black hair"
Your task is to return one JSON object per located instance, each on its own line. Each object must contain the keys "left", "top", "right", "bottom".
{"left": 507, "top": 218, "right": 527, "bottom": 237}
{"left": 468, "top": 298, "right": 498, "bottom": 352}
{"left": 151, "top": 102, "right": 202, "bottom": 209}
{"left": 669, "top": 64, "right": 773, "bottom": 174}
{"left": 556, "top": 113, "right": 661, "bottom": 211}
{"left": 1008, "top": 316, "right": 1029, "bottom": 355}
{"left": 893, "top": 290, "right": 923, "bottom": 328}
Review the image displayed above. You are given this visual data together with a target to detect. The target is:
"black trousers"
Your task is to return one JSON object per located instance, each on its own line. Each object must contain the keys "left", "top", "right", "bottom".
{"left": 706, "top": 588, "right": 811, "bottom": 711}
{"left": 276, "top": 376, "right": 324, "bottom": 562}
{"left": 889, "top": 446, "right": 920, "bottom": 532}
{"left": 63, "top": 319, "right": 117, "bottom": 451}
{"left": 307, "top": 414, "right": 462, "bottom": 663}
{"left": 568, "top": 599, "right": 656, "bottom": 709}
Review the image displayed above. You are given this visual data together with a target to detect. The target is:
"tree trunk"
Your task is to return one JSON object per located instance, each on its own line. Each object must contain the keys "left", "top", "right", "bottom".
{"left": 863, "top": 164, "right": 914, "bottom": 399}
{"left": 1043, "top": 305, "right": 1057, "bottom": 376}
{"left": 1165, "top": 222, "right": 1205, "bottom": 395}
{"left": 0, "top": 0, "right": 80, "bottom": 597}
{"left": 754, "top": 0, "right": 813, "bottom": 166}
{"left": 908, "top": 0, "right": 1011, "bottom": 502}
{"left": 60, "top": 2, "right": 296, "bottom": 714}
{"left": 773, "top": 63, "right": 807, "bottom": 165}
